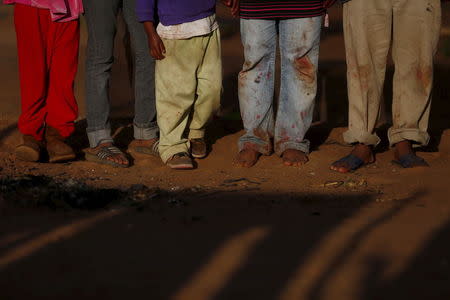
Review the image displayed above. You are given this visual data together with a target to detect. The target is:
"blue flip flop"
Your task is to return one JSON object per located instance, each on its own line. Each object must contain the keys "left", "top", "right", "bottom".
{"left": 393, "top": 153, "right": 429, "bottom": 168}
{"left": 331, "top": 154, "right": 366, "bottom": 172}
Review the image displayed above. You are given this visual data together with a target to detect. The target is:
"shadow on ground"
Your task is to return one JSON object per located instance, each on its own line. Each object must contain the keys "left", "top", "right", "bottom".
{"left": 0, "top": 178, "right": 448, "bottom": 300}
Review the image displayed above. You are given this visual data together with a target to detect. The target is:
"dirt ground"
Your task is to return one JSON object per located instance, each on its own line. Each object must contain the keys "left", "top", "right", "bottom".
{"left": 1, "top": 4, "right": 450, "bottom": 300}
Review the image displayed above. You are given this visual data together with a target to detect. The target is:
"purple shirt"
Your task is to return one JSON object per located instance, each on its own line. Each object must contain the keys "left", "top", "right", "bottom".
{"left": 136, "top": 0, "right": 216, "bottom": 26}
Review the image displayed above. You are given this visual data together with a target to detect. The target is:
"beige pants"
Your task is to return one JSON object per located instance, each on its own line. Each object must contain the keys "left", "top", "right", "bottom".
{"left": 156, "top": 29, "right": 222, "bottom": 163}
{"left": 343, "top": 0, "right": 441, "bottom": 146}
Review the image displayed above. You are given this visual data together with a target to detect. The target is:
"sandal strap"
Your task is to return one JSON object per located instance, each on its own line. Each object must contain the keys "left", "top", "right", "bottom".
{"left": 172, "top": 152, "right": 190, "bottom": 159}
{"left": 151, "top": 140, "right": 159, "bottom": 155}
{"left": 97, "top": 145, "right": 125, "bottom": 160}
{"left": 332, "top": 154, "right": 365, "bottom": 171}
{"left": 397, "top": 153, "right": 428, "bottom": 168}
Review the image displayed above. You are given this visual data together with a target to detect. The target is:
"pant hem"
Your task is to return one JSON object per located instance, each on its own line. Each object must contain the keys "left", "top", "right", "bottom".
{"left": 238, "top": 140, "right": 272, "bottom": 156}
{"left": 343, "top": 128, "right": 381, "bottom": 146}
{"left": 133, "top": 123, "right": 159, "bottom": 140}
{"left": 275, "top": 141, "right": 310, "bottom": 156}
{"left": 388, "top": 128, "right": 430, "bottom": 147}
{"left": 188, "top": 130, "right": 205, "bottom": 139}
{"left": 87, "top": 128, "right": 113, "bottom": 148}
{"left": 159, "top": 143, "right": 190, "bottom": 163}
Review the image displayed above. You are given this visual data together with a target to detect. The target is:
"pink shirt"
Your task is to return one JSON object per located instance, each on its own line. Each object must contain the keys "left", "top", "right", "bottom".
{"left": 4, "top": 0, "right": 83, "bottom": 22}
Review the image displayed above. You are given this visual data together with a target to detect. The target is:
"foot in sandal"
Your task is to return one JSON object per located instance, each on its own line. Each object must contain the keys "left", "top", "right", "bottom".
{"left": 84, "top": 142, "right": 130, "bottom": 168}
{"left": 330, "top": 143, "right": 374, "bottom": 173}
{"left": 190, "top": 138, "right": 207, "bottom": 159}
{"left": 128, "top": 138, "right": 159, "bottom": 157}
{"left": 167, "top": 152, "right": 194, "bottom": 170}
{"left": 282, "top": 149, "right": 309, "bottom": 167}
{"left": 393, "top": 140, "right": 429, "bottom": 168}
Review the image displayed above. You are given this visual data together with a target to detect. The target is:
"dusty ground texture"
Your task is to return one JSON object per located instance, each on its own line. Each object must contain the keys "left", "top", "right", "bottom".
{"left": 1, "top": 4, "right": 450, "bottom": 300}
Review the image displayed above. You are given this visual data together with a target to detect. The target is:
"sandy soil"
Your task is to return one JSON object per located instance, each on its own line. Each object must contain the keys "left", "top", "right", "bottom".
{"left": 1, "top": 4, "right": 450, "bottom": 300}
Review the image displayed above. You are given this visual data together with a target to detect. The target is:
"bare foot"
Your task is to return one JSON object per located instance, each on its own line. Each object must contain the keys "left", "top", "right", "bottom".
{"left": 282, "top": 149, "right": 308, "bottom": 167}
{"left": 330, "top": 143, "right": 374, "bottom": 173}
{"left": 394, "top": 140, "right": 428, "bottom": 168}
{"left": 235, "top": 149, "right": 261, "bottom": 168}
{"left": 89, "top": 142, "right": 129, "bottom": 166}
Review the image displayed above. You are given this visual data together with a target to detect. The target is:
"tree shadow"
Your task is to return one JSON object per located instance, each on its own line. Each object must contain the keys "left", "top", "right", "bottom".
{"left": 0, "top": 176, "right": 427, "bottom": 300}
{"left": 306, "top": 190, "right": 425, "bottom": 300}
{"left": 358, "top": 219, "right": 450, "bottom": 300}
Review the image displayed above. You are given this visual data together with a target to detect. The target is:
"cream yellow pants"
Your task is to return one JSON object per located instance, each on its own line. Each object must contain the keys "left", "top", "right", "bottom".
{"left": 156, "top": 29, "right": 222, "bottom": 163}
{"left": 343, "top": 0, "right": 441, "bottom": 146}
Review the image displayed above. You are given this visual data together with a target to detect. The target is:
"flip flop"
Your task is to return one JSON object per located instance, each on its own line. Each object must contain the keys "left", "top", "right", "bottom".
{"left": 393, "top": 153, "right": 429, "bottom": 168}
{"left": 84, "top": 145, "right": 130, "bottom": 168}
{"left": 128, "top": 139, "right": 159, "bottom": 157}
{"left": 331, "top": 154, "right": 367, "bottom": 173}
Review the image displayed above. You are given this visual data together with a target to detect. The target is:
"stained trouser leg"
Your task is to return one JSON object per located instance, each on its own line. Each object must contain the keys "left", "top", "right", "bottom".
{"left": 156, "top": 37, "right": 204, "bottom": 163}
{"left": 388, "top": 0, "right": 441, "bottom": 147}
{"left": 275, "top": 16, "right": 322, "bottom": 155}
{"left": 188, "top": 29, "right": 222, "bottom": 140}
{"left": 342, "top": 0, "right": 392, "bottom": 146}
{"left": 238, "top": 19, "right": 277, "bottom": 155}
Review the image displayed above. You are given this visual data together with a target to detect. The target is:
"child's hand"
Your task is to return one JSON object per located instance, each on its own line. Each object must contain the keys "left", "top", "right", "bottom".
{"left": 143, "top": 22, "right": 166, "bottom": 60}
{"left": 221, "top": 0, "right": 239, "bottom": 17}
{"left": 149, "top": 33, "right": 166, "bottom": 60}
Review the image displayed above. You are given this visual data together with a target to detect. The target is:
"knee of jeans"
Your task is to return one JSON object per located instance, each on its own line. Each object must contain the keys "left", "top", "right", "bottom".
{"left": 243, "top": 46, "right": 274, "bottom": 70}
{"left": 292, "top": 55, "right": 316, "bottom": 85}
{"left": 86, "top": 43, "right": 114, "bottom": 62}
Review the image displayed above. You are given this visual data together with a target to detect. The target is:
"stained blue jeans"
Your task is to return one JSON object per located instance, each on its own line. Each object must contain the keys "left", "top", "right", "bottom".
{"left": 83, "top": 0, "right": 158, "bottom": 147}
{"left": 238, "top": 17, "right": 322, "bottom": 155}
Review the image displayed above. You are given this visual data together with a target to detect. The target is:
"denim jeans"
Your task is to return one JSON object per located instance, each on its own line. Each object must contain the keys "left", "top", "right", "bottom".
{"left": 83, "top": 0, "right": 158, "bottom": 147}
{"left": 238, "top": 17, "right": 322, "bottom": 155}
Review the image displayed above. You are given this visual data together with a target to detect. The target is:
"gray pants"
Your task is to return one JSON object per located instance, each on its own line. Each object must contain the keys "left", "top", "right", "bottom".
{"left": 83, "top": 0, "right": 158, "bottom": 147}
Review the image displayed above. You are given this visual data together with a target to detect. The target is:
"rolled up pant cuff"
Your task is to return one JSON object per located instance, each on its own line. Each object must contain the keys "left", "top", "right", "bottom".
{"left": 87, "top": 128, "right": 114, "bottom": 148}
{"left": 275, "top": 140, "right": 310, "bottom": 156}
{"left": 388, "top": 128, "right": 430, "bottom": 147}
{"left": 238, "top": 139, "right": 272, "bottom": 156}
{"left": 343, "top": 129, "right": 381, "bottom": 146}
{"left": 159, "top": 142, "right": 189, "bottom": 164}
{"left": 133, "top": 122, "right": 159, "bottom": 140}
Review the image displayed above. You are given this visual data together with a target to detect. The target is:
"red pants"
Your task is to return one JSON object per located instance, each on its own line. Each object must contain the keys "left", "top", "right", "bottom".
{"left": 14, "top": 4, "right": 80, "bottom": 141}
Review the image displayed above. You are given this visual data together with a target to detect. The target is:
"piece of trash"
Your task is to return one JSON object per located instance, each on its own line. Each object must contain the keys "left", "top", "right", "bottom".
{"left": 221, "top": 178, "right": 261, "bottom": 187}
{"left": 344, "top": 179, "right": 367, "bottom": 189}
{"left": 324, "top": 181, "right": 344, "bottom": 188}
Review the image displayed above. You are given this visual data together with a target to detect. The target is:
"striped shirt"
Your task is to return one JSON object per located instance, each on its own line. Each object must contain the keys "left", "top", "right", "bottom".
{"left": 240, "top": 0, "right": 327, "bottom": 19}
